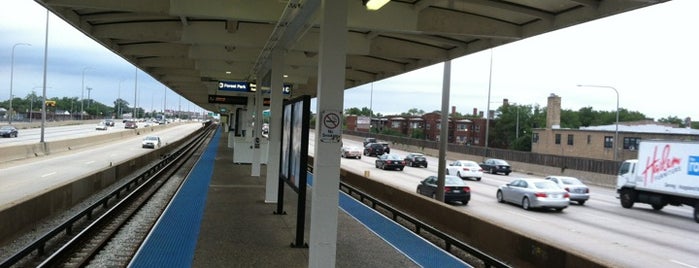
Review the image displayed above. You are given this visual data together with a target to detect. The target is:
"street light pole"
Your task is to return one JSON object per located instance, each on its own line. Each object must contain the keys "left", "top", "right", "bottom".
{"left": 9, "top": 42, "right": 31, "bottom": 124}
{"left": 81, "top": 66, "right": 93, "bottom": 120}
{"left": 577, "top": 84, "right": 620, "bottom": 161}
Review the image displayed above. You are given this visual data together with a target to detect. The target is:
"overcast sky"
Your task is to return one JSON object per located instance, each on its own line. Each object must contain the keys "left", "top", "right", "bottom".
{"left": 2, "top": 0, "right": 698, "bottom": 120}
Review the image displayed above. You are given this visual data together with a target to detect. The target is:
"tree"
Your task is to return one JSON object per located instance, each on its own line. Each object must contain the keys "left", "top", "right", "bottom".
{"left": 658, "top": 116, "right": 684, "bottom": 127}
{"left": 344, "top": 106, "right": 373, "bottom": 116}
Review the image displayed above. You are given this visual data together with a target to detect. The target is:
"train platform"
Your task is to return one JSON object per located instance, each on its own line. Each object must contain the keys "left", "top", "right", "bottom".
{"left": 130, "top": 127, "right": 470, "bottom": 267}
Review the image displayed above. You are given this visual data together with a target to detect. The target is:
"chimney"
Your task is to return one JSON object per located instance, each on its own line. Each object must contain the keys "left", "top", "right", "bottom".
{"left": 503, "top": 98, "right": 509, "bottom": 106}
{"left": 478, "top": 111, "right": 484, "bottom": 118}
{"left": 473, "top": 108, "right": 477, "bottom": 116}
{"left": 451, "top": 106, "right": 456, "bottom": 115}
{"left": 546, "top": 93, "right": 561, "bottom": 129}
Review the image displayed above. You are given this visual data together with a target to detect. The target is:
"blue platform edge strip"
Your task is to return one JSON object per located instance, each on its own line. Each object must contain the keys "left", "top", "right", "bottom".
{"left": 309, "top": 172, "right": 470, "bottom": 268}
{"left": 129, "top": 127, "right": 221, "bottom": 268}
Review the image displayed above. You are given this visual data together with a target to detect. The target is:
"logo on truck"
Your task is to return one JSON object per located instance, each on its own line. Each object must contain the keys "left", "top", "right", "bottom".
{"left": 641, "top": 144, "right": 682, "bottom": 186}
{"left": 689, "top": 156, "right": 699, "bottom": 176}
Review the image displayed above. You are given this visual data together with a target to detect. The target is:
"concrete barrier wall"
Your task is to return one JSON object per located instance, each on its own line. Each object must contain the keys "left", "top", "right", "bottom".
{"left": 0, "top": 125, "right": 199, "bottom": 246}
{"left": 340, "top": 169, "right": 610, "bottom": 268}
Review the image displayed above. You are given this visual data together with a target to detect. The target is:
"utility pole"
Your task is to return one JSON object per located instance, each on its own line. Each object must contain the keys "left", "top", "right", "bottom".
{"left": 86, "top": 87, "right": 93, "bottom": 108}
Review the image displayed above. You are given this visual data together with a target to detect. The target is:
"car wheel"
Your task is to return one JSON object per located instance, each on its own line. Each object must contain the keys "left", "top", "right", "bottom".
{"left": 505, "top": 172, "right": 510, "bottom": 176}
{"left": 445, "top": 169, "right": 450, "bottom": 175}
{"left": 462, "top": 200, "right": 469, "bottom": 206}
{"left": 694, "top": 205, "right": 699, "bottom": 223}
{"left": 476, "top": 177, "right": 481, "bottom": 181}
{"left": 424, "top": 164, "right": 428, "bottom": 168}
{"left": 496, "top": 190, "right": 504, "bottom": 203}
{"left": 357, "top": 156, "right": 361, "bottom": 159}
{"left": 522, "top": 197, "right": 531, "bottom": 210}
{"left": 555, "top": 207, "right": 564, "bottom": 212}
{"left": 578, "top": 200, "right": 586, "bottom": 206}
{"left": 399, "top": 167, "right": 404, "bottom": 171}
{"left": 375, "top": 163, "right": 379, "bottom": 168}
{"left": 457, "top": 171, "right": 462, "bottom": 178}
{"left": 620, "top": 189, "right": 635, "bottom": 208}
{"left": 491, "top": 167, "right": 497, "bottom": 174}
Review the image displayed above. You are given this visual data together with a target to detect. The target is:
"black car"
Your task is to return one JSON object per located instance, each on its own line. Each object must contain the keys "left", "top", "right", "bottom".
{"left": 375, "top": 154, "right": 405, "bottom": 171}
{"left": 416, "top": 175, "right": 470, "bottom": 205}
{"left": 0, "top": 125, "right": 18, "bottom": 138}
{"left": 480, "top": 158, "right": 512, "bottom": 175}
{"left": 378, "top": 142, "right": 390, "bottom": 154}
{"left": 363, "top": 137, "right": 377, "bottom": 146}
{"left": 363, "top": 143, "right": 385, "bottom": 156}
{"left": 404, "top": 153, "right": 428, "bottom": 168}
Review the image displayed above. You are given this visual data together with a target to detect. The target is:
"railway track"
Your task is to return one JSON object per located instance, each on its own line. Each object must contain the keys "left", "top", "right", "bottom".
{"left": 0, "top": 125, "right": 216, "bottom": 268}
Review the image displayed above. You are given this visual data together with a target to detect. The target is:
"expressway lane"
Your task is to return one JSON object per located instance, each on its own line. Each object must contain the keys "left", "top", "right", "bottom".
{"left": 0, "top": 122, "right": 203, "bottom": 210}
{"left": 313, "top": 133, "right": 699, "bottom": 267}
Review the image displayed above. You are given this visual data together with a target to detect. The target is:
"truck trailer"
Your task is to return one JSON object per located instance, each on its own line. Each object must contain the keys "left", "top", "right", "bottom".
{"left": 616, "top": 140, "right": 699, "bottom": 223}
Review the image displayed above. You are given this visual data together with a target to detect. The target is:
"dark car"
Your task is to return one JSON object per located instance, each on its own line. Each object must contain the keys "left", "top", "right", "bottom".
{"left": 363, "top": 143, "right": 385, "bottom": 156}
{"left": 480, "top": 158, "right": 512, "bottom": 175}
{"left": 378, "top": 142, "right": 390, "bottom": 154}
{"left": 125, "top": 120, "right": 138, "bottom": 129}
{"left": 375, "top": 154, "right": 405, "bottom": 171}
{"left": 104, "top": 119, "right": 115, "bottom": 127}
{"left": 404, "top": 153, "right": 428, "bottom": 168}
{"left": 416, "top": 175, "right": 470, "bottom": 205}
{"left": 363, "top": 137, "right": 377, "bottom": 147}
{"left": 0, "top": 125, "right": 18, "bottom": 138}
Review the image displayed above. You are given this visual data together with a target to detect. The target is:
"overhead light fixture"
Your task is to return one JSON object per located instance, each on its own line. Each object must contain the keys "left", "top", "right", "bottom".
{"left": 363, "top": 0, "right": 390, "bottom": 11}
{"left": 226, "top": 71, "right": 231, "bottom": 74}
{"left": 283, "top": 74, "right": 288, "bottom": 78}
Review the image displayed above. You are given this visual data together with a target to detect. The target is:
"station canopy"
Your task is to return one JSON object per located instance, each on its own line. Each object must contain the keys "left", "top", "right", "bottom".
{"left": 36, "top": 0, "right": 667, "bottom": 112}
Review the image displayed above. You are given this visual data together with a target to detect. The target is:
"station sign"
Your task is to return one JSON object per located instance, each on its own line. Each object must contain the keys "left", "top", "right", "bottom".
{"left": 218, "top": 81, "right": 251, "bottom": 92}
{"left": 207, "top": 95, "right": 248, "bottom": 105}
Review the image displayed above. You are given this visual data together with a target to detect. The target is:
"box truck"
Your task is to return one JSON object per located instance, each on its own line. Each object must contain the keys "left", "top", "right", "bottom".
{"left": 616, "top": 140, "right": 699, "bottom": 223}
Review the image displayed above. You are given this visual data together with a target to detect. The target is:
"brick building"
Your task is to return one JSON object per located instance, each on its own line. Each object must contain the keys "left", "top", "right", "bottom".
{"left": 532, "top": 94, "right": 699, "bottom": 160}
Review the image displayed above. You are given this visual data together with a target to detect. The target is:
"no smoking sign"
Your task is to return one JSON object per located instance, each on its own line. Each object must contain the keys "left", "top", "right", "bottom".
{"left": 320, "top": 110, "right": 342, "bottom": 143}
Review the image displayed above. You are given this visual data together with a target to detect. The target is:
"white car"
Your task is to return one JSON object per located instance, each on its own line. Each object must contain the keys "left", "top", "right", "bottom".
{"left": 445, "top": 160, "right": 483, "bottom": 181}
{"left": 341, "top": 145, "right": 362, "bottom": 159}
{"left": 142, "top": 136, "right": 161, "bottom": 149}
{"left": 95, "top": 121, "right": 108, "bottom": 130}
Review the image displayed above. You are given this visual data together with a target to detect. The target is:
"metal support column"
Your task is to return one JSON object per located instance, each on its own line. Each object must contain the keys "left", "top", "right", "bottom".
{"left": 265, "top": 49, "right": 285, "bottom": 203}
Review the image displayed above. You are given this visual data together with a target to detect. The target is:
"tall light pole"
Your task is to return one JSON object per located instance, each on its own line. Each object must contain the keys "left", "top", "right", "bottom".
{"left": 80, "top": 66, "right": 93, "bottom": 120}
{"left": 9, "top": 42, "right": 31, "bottom": 124}
{"left": 577, "top": 84, "right": 620, "bottom": 161}
{"left": 118, "top": 79, "right": 125, "bottom": 119}
{"left": 484, "top": 49, "right": 494, "bottom": 158}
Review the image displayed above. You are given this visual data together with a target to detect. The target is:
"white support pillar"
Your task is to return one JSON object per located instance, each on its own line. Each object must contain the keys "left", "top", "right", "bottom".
{"left": 309, "top": 0, "right": 347, "bottom": 267}
{"left": 265, "top": 49, "right": 284, "bottom": 203}
{"left": 252, "top": 77, "right": 264, "bottom": 176}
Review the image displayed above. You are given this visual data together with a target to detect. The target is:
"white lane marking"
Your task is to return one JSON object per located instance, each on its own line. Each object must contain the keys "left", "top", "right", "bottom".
{"left": 670, "top": 260, "right": 697, "bottom": 268}
{"left": 85, "top": 160, "right": 95, "bottom": 165}
{"left": 41, "top": 172, "right": 56, "bottom": 178}
{"left": 507, "top": 211, "right": 541, "bottom": 222}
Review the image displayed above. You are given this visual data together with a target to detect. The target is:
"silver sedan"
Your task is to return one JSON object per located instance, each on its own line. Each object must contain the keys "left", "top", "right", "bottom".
{"left": 496, "top": 178, "right": 570, "bottom": 211}
{"left": 545, "top": 176, "right": 590, "bottom": 205}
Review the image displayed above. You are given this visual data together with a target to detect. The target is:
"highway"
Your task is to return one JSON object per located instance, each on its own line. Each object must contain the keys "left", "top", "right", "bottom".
{"left": 1, "top": 126, "right": 697, "bottom": 267}
{"left": 311, "top": 133, "right": 699, "bottom": 268}
{"left": 0, "top": 122, "right": 204, "bottom": 210}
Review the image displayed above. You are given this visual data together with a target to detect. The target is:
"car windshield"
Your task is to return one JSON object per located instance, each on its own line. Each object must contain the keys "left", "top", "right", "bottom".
{"left": 493, "top": 159, "right": 508, "bottom": 165}
{"left": 145, "top": 136, "right": 158, "bottom": 141}
{"left": 445, "top": 176, "right": 466, "bottom": 185}
{"left": 1, "top": 126, "right": 13, "bottom": 130}
{"left": 384, "top": 154, "right": 401, "bottom": 160}
{"left": 561, "top": 177, "right": 583, "bottom": 185}
{"left": 533, "top": 181, "right": 559, "bottom": 189}
{"left": 462, "top": 161, "right": 478, "bottom": 167}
